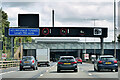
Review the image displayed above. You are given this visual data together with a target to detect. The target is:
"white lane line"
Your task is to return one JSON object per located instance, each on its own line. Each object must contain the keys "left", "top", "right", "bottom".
{"left": 0, "top": 71, "right": 15, "bottom": 75}
{"left": 40, "top": 74, "right": 43, "bottom": 77}
{"left": 92, "top": 73, "right": 117, "bottom": 74}
{"left": 46, "top": 70, "right": 49, "bottom": 72}
{"left": 51, "top": 64, "right": 56, "bottom": 68}
{"left": 88, "top": 73, "right": 92, "bottom": 76}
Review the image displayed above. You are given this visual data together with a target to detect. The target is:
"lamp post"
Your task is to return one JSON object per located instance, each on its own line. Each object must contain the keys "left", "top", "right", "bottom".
{"left": 91, "top": 19, "right": 98, "bottom": 56}
{"left": 114, "top": 0, "right": 117, "bottom": 58}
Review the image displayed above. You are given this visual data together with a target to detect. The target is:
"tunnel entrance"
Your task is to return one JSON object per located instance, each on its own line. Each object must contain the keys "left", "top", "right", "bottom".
{"left": 50, "top": 49, "right": 82, "bottom": 62}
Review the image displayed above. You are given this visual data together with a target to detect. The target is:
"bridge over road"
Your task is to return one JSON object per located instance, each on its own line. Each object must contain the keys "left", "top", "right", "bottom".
{"left": 22, "top": 39, "right": 120, "bottom": 61}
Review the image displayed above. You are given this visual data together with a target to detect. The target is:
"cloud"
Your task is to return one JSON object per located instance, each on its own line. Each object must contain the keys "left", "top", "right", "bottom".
{"left": 53, "top": 2, "right": 113, "bottom": 23}
{"left": 2, "top": 1, "right": 116, "bottom": 42}
{"left": 1, "top": 0, "right": 114, "bottom": 2}
{"left": 4, "top": 7, "right": 40, "bottom": 26}
{"left": 2, "top": 2, "right": 34, "bottom": 8}
{"left": 4, "top": 7, "right": 28, "bottom": 26}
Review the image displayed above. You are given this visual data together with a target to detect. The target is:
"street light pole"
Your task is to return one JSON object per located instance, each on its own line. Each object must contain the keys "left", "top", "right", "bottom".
{"left": 52, "top": 10, "right": 54, "bottom": 27}
{"left": 114, "top": 0, "right": 117, "bottom": 58}
{"left": 93, "top": 19, "right": 96, "bottom": 55}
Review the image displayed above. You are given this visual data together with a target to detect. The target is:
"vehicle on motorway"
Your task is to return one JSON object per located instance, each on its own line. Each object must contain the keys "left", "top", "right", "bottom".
{"left": 57, "top": 56, "right": 78, "bottom": 72}
{"left": 76, "top": 57, "right": 82, "bottom": 64}
{"left": 36, "top": 48, "right": 50, "bottom": 66}
{"left": 20, "top": 56, "right": 38, "bottom": 71}
{"left": 91, "top": 55, "right": 96, "bottom": 64}
{"left": 94, "top": 55, "right": 118, "bottom": 72}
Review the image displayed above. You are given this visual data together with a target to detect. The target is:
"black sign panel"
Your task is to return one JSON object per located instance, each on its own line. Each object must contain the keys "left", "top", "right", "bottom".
{"left": 40, "top": 27, "right": 107, "bottom": 37}
{"left": 5, "top": 27, "right": 108, "bottom": 37}
{"left": 18, "top": 14, "right": 39, "bottom": 28}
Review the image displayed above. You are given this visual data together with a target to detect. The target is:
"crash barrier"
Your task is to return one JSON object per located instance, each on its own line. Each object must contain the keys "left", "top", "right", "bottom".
{"left": 0, "top": 60, "right": 20, "bottom": 68}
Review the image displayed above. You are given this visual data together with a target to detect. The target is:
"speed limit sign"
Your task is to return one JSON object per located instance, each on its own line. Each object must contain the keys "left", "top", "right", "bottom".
{"left": 84, "top": 54, "right": 89, "bottom": 59}
{"left": 2, "top": 53, "right": 7, "bottom": 59}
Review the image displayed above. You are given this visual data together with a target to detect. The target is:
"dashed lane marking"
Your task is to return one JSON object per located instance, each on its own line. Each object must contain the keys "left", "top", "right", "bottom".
{"left": 46, "top": 70, "right": 49, "bottom": 72}
{"left": 40, "top": 74, "right": 43, "bottom": 77}
{"left": 88, "top": 73, "right": 92, "bottom": 76}
{"left": 92, "top": 72, "right": 118, "bottom": 74}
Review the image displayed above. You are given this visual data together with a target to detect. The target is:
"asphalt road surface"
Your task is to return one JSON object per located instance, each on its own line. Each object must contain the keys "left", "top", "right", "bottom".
{"left": 1, "top": 62, "right": 119, "bottom": 79}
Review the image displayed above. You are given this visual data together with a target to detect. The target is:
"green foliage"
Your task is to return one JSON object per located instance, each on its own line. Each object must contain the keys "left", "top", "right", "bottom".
{"left": 14, "top": 37, "right": 32, "bottom": 56}
{"left": 117, "top": 34, "right": 120, "bottom": 42}
{"left": 0, "top": 9, "right": 32, "bottom": 59}
{"left": 0, "top": 9, "right": 11, "bottom": 58}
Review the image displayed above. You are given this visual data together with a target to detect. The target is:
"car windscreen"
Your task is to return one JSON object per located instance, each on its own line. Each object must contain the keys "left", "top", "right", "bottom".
{"left": 22, "top": 57, "right": 32, "bottom": 60}
{"left": 60, "top": 57, "right": 75, "bottom": 61}
{"left": 101, "top": 57, "right": 116, "bottom": 61}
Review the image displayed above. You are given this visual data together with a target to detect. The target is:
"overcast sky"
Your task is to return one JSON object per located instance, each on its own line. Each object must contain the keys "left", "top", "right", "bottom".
{"left": 1, "top": 0, "right": 120, "bottom": 42}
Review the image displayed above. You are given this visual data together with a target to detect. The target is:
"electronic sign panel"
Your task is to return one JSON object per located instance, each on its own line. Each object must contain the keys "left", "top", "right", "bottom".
{"left": 18, "top": 14, "right": 39, "bottom": 28}
{"left": 40, "top": 27, "right": 107, "bottom": 37}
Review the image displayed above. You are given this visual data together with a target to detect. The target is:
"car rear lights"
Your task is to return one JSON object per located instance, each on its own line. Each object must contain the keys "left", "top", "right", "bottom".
{"left": 98, "top": 61, "right": 103, "bottom": 64}
{"left": 20, "top": 61, "right": 22, "bottom": 63}
{"left": 114, "top": 60, "right": 117, "bottom": 63}
{"left": 72, "top": 61, "right": 77, "bottom": 64}
{"left": 58, "top": 62, "right": 63, "bottom": 64}
{"left": 78, "top": 60, "right": 82, "bottom": 62}
{"left": 32, "top": 60, "right": 35, "bottom": 63}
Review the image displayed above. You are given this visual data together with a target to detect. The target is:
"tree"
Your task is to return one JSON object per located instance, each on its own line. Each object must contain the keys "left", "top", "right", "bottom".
{"left": 14, "top": 37, "right": 32, "bottom": 47}
{"left": 0, "top": 9, "right": 11, "bottom": 58}
{"left": 0, "top": 9, "right": 33, "bottom": 59}
{"left": 117, "top": 34, "right": 120, "bottom": 42}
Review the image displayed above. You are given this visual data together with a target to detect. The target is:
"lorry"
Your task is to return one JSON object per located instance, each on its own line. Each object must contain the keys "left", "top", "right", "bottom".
{"left": 23, "top": 48, "right": 50, "bottom": 67}
{"left": 36, "top": 48, "right": 50, "bottom": 66}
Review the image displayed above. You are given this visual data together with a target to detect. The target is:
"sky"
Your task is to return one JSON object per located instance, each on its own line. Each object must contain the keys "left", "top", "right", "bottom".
{"left": 1, "top": 0, "right": 120, "bottom": 42}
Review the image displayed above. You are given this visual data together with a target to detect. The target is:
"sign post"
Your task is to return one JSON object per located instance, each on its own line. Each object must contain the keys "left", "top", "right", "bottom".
{"left": 2, "top": 53, "right": 7, "bottom": 60}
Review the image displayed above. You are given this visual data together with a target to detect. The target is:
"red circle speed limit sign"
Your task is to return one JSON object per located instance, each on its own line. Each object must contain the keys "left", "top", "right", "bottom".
{"left": 2, "top": 53, "right": 7, "bottom": 59}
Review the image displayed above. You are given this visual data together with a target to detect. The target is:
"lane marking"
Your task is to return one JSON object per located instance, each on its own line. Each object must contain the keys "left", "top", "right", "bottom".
{"left": 89, "top": 69, "right": 94, "bottom": 71}
{"left": 92, "top": 72, "right": 118, "bottom": 74}
{"left": 88, "top": 73, "right": 92, "bottom": 76}
{"left": 40, "top": 74, "right": 43, "bottom": 77}
{"left": 46, "top": 70, "right": 48, "bottom": 72}
{"left": 0, "top": 71, "right": 15, "bottom": 75}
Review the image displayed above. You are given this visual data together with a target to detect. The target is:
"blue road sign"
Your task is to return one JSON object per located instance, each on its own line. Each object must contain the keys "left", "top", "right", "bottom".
{"left": 9, "top": 28, "right": 40, "bottom": 36}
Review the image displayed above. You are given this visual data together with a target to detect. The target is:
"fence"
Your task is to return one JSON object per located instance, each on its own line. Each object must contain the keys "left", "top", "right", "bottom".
{"left": 0, "top": 60, "right": 20, "bottom": 68}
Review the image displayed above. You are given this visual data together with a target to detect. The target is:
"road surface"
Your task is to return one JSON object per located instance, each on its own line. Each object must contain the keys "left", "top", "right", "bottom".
{"left": 1, "top": 62, "right": 119, "bottom": 79}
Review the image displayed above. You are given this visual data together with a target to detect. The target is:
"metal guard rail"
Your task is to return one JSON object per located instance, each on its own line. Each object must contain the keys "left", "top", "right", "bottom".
{"left": 0, "top": 60, "right": 20, "bottom": 68}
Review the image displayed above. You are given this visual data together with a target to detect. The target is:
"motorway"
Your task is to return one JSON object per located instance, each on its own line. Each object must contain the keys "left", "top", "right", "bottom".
{"left": 0, "top": 62, "right": 119, "bottom": 79}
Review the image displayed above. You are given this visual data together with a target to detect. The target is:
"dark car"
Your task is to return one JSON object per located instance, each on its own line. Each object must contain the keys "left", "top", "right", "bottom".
{"left": 76, "top": 57, "right": 82, "bottom": 64}
{"left": 94, "top": 55, "right": 118, "bottom": 72}
{"left": 57, "top": 56, "right": 78, "bottom": 72}
{"left": 20, "top": 56, "right": 38, "bottom": 71}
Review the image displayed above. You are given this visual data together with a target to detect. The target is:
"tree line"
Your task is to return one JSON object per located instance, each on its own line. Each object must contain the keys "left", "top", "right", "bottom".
{"left": 0, "top": 9, "right": 32, "bottom": 59}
